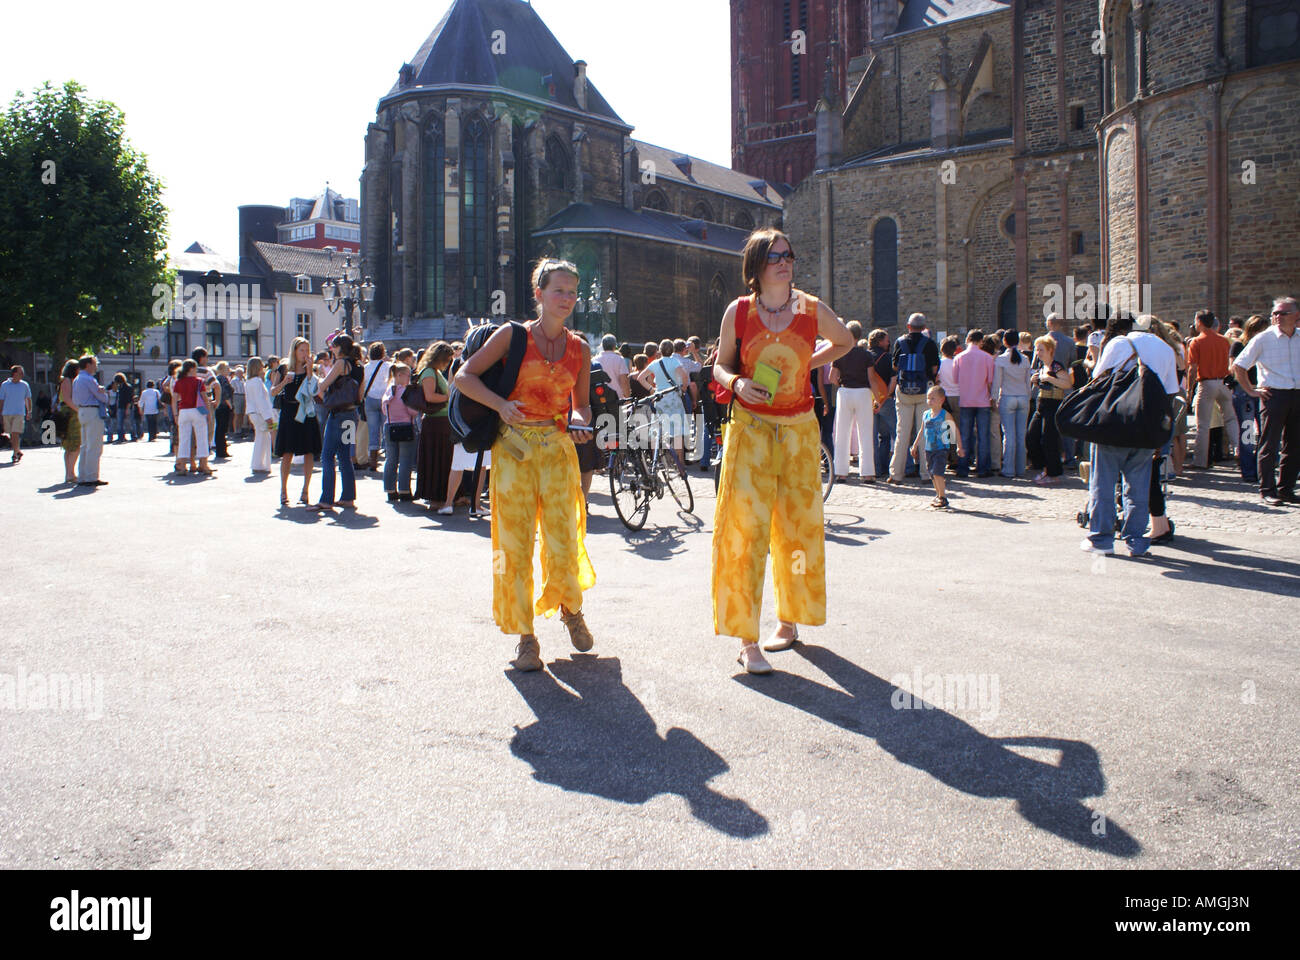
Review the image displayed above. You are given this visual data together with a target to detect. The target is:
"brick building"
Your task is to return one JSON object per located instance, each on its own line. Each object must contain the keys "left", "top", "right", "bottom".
{"left": 359, "top": 0, "right": 783, "bottom": 346}
{"left": 775, "top": 0, "right": 1299, "bottom": 334}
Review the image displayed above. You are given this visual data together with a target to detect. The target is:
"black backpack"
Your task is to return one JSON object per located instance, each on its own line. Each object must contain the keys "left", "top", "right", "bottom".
{"left": 448, "top": 321, "right": 528, "bottom": 454}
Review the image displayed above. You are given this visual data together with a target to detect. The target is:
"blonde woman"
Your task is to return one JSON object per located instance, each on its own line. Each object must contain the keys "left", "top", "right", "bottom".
{"left": 272, "top": 337, "right": 320, "bottom": 506}
{"left": 414, "top": 341, "right": 455, "bottom": 508}
{"left": 454, "top": 259, "right": 596, "bottom": 672}
{"left": 1026, "top": 334, "right": 1073, "bottom": 486}
{"left": 244, "top": 357, "right": 276, "bottom": 474}
{"left": 712, "top": 228, "right": 854, "bottom": 674}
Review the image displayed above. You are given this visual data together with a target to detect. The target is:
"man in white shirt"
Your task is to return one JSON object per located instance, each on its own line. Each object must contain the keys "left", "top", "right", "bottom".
{"left": 1082, "top": 315, "right": 1178, "bottom": 558}
{"left": 1232, "top": 296, "right": 1300, "bottom": 505}
{"left": 594, "top": 335, "right": 630, "bottom": 400}
{"left": 137, "top": 380, "right": 162, "bottom": 441}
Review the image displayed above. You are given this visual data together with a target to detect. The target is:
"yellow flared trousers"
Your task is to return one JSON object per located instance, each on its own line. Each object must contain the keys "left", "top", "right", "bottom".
{"left": 490, "top": 424, "right": 596, "bottom": 635}
{"left": 712, "top": 406, "right": 826, "bottom": 642}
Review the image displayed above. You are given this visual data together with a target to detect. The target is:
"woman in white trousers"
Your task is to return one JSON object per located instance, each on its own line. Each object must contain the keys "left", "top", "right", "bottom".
{"left": 244, "top": 357, "right": 276, "bottom": 473}
{"left": 830, "top": 321, "right": 880, "bottom": 480}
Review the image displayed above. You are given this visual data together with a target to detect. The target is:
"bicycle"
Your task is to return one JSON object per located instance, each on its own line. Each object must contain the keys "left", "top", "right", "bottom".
{"left": 607, "top": 387, "right": 695, "bottom": 531}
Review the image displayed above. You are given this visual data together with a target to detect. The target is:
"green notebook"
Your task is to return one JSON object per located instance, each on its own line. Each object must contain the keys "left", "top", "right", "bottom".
{"left": 751, "top": 361, "right": 782, "bottom": 405}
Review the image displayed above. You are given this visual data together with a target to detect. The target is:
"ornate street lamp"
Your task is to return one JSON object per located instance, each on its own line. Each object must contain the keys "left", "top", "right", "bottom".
{"left": 322, "top": 253, "right": 376, "bottom": 339}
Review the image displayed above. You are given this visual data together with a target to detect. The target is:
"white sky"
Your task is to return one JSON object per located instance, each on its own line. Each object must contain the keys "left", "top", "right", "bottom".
{"left": 5, "top": 0, "right": 733, "bottom": 259}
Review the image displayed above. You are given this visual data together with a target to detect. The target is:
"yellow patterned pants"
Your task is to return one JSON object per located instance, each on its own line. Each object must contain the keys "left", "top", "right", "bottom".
{"left": 490, "top": 424, "right": 596, "bottom": 636}
{"left": 712, "top": 406, "right": 826, "bottom": 642}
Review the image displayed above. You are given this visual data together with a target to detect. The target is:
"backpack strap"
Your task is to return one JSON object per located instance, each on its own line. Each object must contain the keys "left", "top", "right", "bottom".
{"left": 498, "top": 321, "right": 529, "bottom": 398}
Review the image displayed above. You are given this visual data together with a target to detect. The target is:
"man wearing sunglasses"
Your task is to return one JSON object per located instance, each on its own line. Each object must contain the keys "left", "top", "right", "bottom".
{"left": 1231, "top": 297, "right": 1300, "bottom": 505}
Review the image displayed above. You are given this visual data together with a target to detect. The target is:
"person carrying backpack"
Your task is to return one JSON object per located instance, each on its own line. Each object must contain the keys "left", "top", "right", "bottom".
{"left": 453, "top": 258, "right": 597, "bottom": 673}
{"left": 887, "top": 313, "right": 941, "bottom": 484}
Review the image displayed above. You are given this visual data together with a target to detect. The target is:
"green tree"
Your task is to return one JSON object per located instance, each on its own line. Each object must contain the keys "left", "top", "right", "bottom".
{"left": 0, "top": 81, "right": 171, "bottom": 362}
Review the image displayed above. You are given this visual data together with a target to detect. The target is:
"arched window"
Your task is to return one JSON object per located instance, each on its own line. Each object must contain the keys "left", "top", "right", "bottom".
{"left": 461, "top": 115, "right": 490, "bottom": 315}
{"left": 691, "top": 200, "right": 715, "bottom": 223}
{"left": 422, "top": 117, "right": 445, "bottom": 314}
{"left": 643, "top": 189, "right": 669, "bottom": 212}
{"left": 871, "top": 218, "right": 899, "bottom": 328}
{"left": 708, "top": 274, "right": 728, "bottom": 325}
{"left": 542, "top": 134, "right": 572, "bottom": 192}
{"left": 1250, "top": 0, "right": 1300, "bottom": 67}
{"left": 733, "top": 209, "right": 755, "bottom": 232}
{"left": 998, "top": 284, "right": 1018, "bottom": 331}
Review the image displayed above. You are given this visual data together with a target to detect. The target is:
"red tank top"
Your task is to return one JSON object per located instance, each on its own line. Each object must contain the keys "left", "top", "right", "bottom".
{"left": 735, "top": 291, "right": 818, "bottom": 416}
{"left": 508, "top": 325, "right": 586, "bottom": 422}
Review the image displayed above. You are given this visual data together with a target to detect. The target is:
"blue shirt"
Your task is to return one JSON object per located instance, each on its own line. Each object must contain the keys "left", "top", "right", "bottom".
{"left": 922, "top": 408, "right": 953, "bottom": 451}
{"left": 71, "top": 370, "right": 110, "bottom": 408}
{"left": 0, "top": 379, "right": 31, "bottom": 416}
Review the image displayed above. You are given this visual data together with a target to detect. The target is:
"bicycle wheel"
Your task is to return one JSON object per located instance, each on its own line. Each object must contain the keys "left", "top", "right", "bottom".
{"left": 820, "top": 444, "right": 835, "bottom": 502}
{"left": 659, "top": 446, "right": 695, "bottom": 514}
{"left": 609, "top": 448, "right": 650, "bottom": 531}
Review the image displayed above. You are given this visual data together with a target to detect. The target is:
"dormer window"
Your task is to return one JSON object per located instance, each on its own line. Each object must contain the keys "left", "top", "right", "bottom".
{"left": 295, "top": 274, "right": 312, "bottom": 294}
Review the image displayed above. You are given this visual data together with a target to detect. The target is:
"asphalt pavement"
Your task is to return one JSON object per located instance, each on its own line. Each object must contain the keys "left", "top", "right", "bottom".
{"left": 1, "top": 436, "right": 1296, "bottom": 868}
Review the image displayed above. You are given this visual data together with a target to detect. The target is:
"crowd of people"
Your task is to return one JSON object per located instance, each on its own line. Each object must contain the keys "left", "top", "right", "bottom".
{"left": 7, "top": 231, "right": 1297, "bottom": 673}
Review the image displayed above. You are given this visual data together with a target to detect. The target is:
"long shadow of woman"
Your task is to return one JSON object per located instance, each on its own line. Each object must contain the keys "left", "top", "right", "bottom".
{"left": 508, "top": 656, "right": 768, "bottom": 839}
{"left": 737, "top": 645, "right": 1141, "bottom": 857}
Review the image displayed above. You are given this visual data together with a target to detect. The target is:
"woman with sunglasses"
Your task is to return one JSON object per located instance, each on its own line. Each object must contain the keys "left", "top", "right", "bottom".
{"left": 454, "top": 258, "right": 597, "bottom": 672}
{"left": 712, "top": 229, "right": 854, "bottom": 674}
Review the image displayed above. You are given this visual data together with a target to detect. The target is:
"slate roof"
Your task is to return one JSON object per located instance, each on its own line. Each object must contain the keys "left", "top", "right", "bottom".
{"left": 251, "top": 241, "right": 350, "bottom": 280}
{"left": 897, "top": 0, "right": 1011, "bottom": 33}
{"left": 633, "top": 140, "right": 783, "bottom": 208}
{"left": 533, "top": 201, "right": 753, "bottom": 254}
{"left": 389, "top": 0, "right": 624, "bottom": 124}
{"left": 172, "top": 246, "right": 240, "bottom": 275}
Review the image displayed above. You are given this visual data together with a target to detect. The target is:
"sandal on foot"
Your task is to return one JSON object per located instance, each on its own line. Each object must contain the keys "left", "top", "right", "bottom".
{"left": 511, "top": 635, "right": 543, "bottom": 672}
{"left": 736, "top": 644, "right": 773, "bottom": 675}
{"left": 762, "top": 626, "right": 799, "bottom": 652}
{"left": 560, "top": 608, "right": 594, "bottom": 652}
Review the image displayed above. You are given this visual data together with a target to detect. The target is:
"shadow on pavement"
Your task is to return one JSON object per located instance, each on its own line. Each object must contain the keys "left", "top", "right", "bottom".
{"left": 736, "top": 644, "right": 1140, "bottom": 857}
{"left": 508, "top": 656, "right": 769, "bottom": 839}
{"left": 584, "top": 514, "right": 699, "bottom": 560}
{"left": 1144, "top": 538, "right": 1300, "bottom": 597}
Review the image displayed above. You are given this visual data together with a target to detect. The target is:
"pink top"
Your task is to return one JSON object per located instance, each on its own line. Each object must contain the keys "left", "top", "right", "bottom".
{"left": 382, "top": 382, "right": 414, "bottom": 423}
{"left": 952, "top": 345, "right": 995, "bottom": 407}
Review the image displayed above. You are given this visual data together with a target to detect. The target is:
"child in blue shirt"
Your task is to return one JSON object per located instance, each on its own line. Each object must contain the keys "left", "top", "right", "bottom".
{"left": 911, "top": 385, "right": 964, "bottom": 509}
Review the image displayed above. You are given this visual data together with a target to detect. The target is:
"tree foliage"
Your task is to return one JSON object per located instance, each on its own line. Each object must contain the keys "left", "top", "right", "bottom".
{"left": 0, "top": 81, "right": 171, "bottom": 361}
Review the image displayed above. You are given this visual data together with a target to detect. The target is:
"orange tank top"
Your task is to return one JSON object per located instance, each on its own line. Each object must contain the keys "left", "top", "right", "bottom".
{"left": 508, "top": 324, "right": 586, "bottom": 422}
{"left": 735, "top": 291, "right": 818, "bottom": 416}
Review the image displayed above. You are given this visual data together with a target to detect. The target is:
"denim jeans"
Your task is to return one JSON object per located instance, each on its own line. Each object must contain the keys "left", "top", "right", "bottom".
{"left": 957, "top": 406, "right": 991, "bottom": 476}
{"left": 320, "top": 410, "right": 357, "bottom": 504}
{"left": 875, "top": 396, "right": 896, "bottom": 477}
{"left": 364, "top": 396, "right": 385, "bottom": 454}
{"left": 998, "top": 395, "right": 1029, "bottom": 477}
{"left": 1232, "top": 386, "right": 1258, "bottom": 482}
{"left": 383, "top": 423, "right": 417, "bottom": 494}
{"left": 1087, "top": 443, "right": 1156, "bottom": 553}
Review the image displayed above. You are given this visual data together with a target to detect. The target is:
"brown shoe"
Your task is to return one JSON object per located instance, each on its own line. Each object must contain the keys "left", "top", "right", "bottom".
{"left": 560, "top": 608, "right": 594, "bottom": 652}
{"left": 511, "top": 635, "right": 543, "bottom": 672}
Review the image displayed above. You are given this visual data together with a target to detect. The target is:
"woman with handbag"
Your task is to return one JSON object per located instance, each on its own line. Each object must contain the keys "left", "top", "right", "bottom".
{"left": 312, "top": 333, "right": 363, "bottom": 512}
{"left": 272, "top": 337, "right": 320, "bottom": 507}
{"left": 1026, "top": 336, "right": 1073, "bottom": 486}
{"left": 56, "top": 360, "right": 81, "bottom": 484}
{"left": 453, "top": 258, "right": 597, "bottom": 673}
{"left": 381, "top": 362, "right": 418, "bottom": 502}
{"left": 711, "top": 228, "right": 854, "bottom": 675}
{"left": 413, "top": 341, "right": 455, "bottom": 508}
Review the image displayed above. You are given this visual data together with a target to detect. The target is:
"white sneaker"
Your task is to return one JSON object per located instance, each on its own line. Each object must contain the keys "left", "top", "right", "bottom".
{"left": 1080, "top": 538, "right": 1113, "bottom": 556}
{"left": 436, "top": 506, "right": 454, "bottom": 516}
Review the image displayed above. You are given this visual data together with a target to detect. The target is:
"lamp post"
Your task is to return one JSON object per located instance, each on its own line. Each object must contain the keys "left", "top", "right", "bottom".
{"left": 321, "top": 254, "right": 376, "bottom": 339}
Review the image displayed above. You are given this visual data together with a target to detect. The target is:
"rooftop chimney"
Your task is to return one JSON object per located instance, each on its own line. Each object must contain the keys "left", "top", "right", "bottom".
{"left": 574, "top": 61, "right": 588, "bottom": 111}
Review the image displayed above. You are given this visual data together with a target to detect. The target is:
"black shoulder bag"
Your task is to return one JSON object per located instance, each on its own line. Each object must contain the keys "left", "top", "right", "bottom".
{"left": 1055, "top": 340, "right": 1173, "bottom": 449}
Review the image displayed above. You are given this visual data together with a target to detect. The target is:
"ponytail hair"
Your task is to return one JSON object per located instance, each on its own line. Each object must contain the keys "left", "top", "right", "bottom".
{"left": 1004, "top": 329, "right": 1022, "bottom": 364}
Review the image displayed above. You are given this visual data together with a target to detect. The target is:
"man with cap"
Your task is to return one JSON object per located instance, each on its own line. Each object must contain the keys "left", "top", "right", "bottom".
{"left": 887, "top": 312, "right": 941, "bottom": 484}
